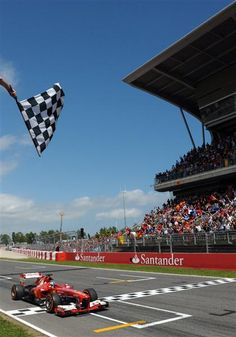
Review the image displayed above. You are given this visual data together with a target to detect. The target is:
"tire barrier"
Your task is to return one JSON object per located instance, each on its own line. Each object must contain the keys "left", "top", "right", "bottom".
{"left": 12, "top": 248, "right": 54, "bottom": 260}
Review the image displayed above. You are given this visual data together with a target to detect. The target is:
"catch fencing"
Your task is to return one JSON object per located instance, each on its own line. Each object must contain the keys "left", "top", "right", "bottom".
{"left": 14, "top": 230, "right": 236, "bottom": 254}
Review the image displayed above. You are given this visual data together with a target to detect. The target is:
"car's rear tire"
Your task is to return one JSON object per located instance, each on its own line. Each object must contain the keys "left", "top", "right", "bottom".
{"left": 83, "top": 288, "right": 98, "bottom": 301}
{"left": 45, "top": 293, "right": 61, "bottom": 313}
{"left": 11, "top": 284, "right": 25, "bottom": 300}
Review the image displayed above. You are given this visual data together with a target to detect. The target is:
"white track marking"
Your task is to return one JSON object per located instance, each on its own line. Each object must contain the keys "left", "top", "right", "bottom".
{"left": 119, "top": 300, "right": 191, "bottom": 328}
{"left": 120, "top": 274, "right": 156, "bottom": 282}
{"left": 16, "top": 266, "right": 46, "bottom": 270}
{"left": 120, "top": 300, "right": 189, "bottom": 316}
{"left": 0, "top": 275, "right": 12, "bottom": 280}
{"left": 120, "top": 274, "right": 155, "bottom": 278}
{"left": 90, "top": 301, "right": 191, "bottom": 329}
{"left": 127, "top": 278, "right": 156, "bottom": 282}
{"left": 91, "top": 312, "right": 127, "bottom": 324}
{"left": 96, "top": 275, "right": 156, "bottom": 283}
{"left": 97, "top": 277, "right": 124, "bottom": 281}
{"left": 0, "top": 308, "right": 57, "bottom": 337}
{"left": 134, "top": 315, "right": 191, "bottom": 329}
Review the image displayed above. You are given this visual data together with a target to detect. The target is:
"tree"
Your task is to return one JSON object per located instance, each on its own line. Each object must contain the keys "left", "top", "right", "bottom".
{"left": 12, "top": 232, "right": 16, "bottom": 244}
{"left": 25, "top": 232, "right": 36, "bottom": 244}
{"left": 14, "top": 232, "right": 26, "bottom": 243}
{"left": 38, "top": 229, "right": 68, "bottom": 243}
{"left": 1, "top": 234, "right": 11, "bottom": 245}
{"left": 95, "top": 226, "right": 118, "bottom": 239}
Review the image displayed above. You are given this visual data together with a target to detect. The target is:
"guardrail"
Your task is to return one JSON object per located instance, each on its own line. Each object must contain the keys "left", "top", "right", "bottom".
{"left": 12, "top": 231, "right": 236, "bottom": 254}
{"left": 124, "top": 231, "right": 236, "bottom": 253}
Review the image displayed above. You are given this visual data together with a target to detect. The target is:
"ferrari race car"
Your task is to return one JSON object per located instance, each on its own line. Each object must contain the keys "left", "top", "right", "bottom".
{"left": 11, "top": 272, "right": 109, "bottom": 317}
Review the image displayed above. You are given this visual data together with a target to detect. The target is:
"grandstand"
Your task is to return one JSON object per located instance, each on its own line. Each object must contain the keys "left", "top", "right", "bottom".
{"left": 123, "top": 2, "right": 236, "bottom": 199}
{"left": 122, "top": 3, "right": 236, "bottom": 253}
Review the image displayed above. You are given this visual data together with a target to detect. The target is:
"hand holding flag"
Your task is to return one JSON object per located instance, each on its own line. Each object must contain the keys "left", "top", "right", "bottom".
{"left": 0, "top": 77, "right": 17, "bottom": 97}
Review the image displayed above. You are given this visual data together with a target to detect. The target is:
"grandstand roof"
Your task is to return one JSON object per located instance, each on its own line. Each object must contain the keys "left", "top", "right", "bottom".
{"left": 123, "top": 2, "right": 236, "bottom": 120}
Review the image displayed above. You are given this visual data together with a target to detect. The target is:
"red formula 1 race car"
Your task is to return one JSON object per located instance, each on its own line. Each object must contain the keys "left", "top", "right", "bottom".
{"left": 11, "top": 272, "right": 109, "bottom": 317}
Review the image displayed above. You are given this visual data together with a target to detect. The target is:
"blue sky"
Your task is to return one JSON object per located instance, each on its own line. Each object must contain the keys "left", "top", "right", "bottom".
{"left": 0, "top": 0, "right": 233, "bottom": 235}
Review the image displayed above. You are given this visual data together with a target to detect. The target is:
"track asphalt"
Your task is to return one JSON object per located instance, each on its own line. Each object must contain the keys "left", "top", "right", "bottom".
{"left": 0, "top": 253, "right": 235, "bottom": 337}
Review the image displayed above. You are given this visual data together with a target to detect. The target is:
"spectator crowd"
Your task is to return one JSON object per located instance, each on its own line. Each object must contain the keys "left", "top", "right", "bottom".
{"left": 156, "top": 133, "right": 236, "bottom": 183}
{"left": 123, "top": 187, "right": 236, "bottom": 240}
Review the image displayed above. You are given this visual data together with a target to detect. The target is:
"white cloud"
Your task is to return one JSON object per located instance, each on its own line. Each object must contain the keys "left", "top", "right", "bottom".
{"left": 0, "top": 194, "right": 34, "bottom": 215}
{"left": 0, "top": 134, "right": 31, "bottom": 178}
{"left": 0, "top": 134, "right": 31, "bottom": 151}
{"left": 18, "top": 134, "right": 32, "bottom": 146}
{"left": 72, "top": 196, "right": 93, "bottom": 208}
{"left": 0, "top": 135, "right": 16, "bottom": 151}
{"left": 0, "top": 160, "right": 18, "bottom": 177}
{"left": 96, "top": 208, "right": 142, "bottom": 220}
{"left": 118, "top": 189, "right": 160, "bottom": 206}
{"left": 0, "top": 189, "right": 169, "bottom": 234}
{"left": 0, "top": 58, "right": 18, "bottom": 86}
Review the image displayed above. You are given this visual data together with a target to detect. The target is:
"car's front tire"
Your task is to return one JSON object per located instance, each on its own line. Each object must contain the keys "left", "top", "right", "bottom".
{"left": 83, "top": 288, "right": 98, "bottom": 301}
{"left": 45, "top": 293, "right": 61, "bottom": 313}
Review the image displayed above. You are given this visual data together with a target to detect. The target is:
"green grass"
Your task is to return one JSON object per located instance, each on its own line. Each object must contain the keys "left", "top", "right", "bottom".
{"left": 16, "top": 258, "right": 236, "bottom": 278}
{"left": 0, "top": 315, "right": 36, "bottom": 337}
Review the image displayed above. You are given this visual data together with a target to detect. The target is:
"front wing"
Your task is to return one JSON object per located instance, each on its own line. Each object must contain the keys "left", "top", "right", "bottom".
{"left": 54, "top": 299, "right": 109, "bottom": 317}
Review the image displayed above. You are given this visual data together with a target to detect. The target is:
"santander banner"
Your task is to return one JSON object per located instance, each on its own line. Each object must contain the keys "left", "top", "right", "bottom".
{"left": 55, "top": 251, "right": 236, "bottom": 270}
{"left": 12, "top": 248, "right": 236, "bottom": 270}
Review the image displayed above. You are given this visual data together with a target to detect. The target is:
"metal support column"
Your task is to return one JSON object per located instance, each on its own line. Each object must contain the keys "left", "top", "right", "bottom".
{"left": 180, "top": 108, "right": 196, "bottom": 149}
{"left": 202, "top": 122, "right": 206, "bottom": 148}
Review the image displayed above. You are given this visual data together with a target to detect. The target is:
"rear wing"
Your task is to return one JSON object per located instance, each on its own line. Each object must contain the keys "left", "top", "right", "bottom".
{"left": 20, "top": 272, "right": 42, "bottom": 280}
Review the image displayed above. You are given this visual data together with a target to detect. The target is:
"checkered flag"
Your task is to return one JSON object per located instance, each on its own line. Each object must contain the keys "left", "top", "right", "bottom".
{"left": 17, "top": 83, "right": 65, "bottom": 156}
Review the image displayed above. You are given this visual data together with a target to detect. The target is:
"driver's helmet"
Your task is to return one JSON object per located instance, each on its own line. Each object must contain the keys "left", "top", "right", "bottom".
{"left": 50, "top": 280, "right": 55, "bottom": 287}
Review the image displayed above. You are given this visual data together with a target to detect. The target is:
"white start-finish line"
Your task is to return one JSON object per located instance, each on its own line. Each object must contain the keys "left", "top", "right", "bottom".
{"left": 0, "top": 308, "right": 57, "bottom": 337}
